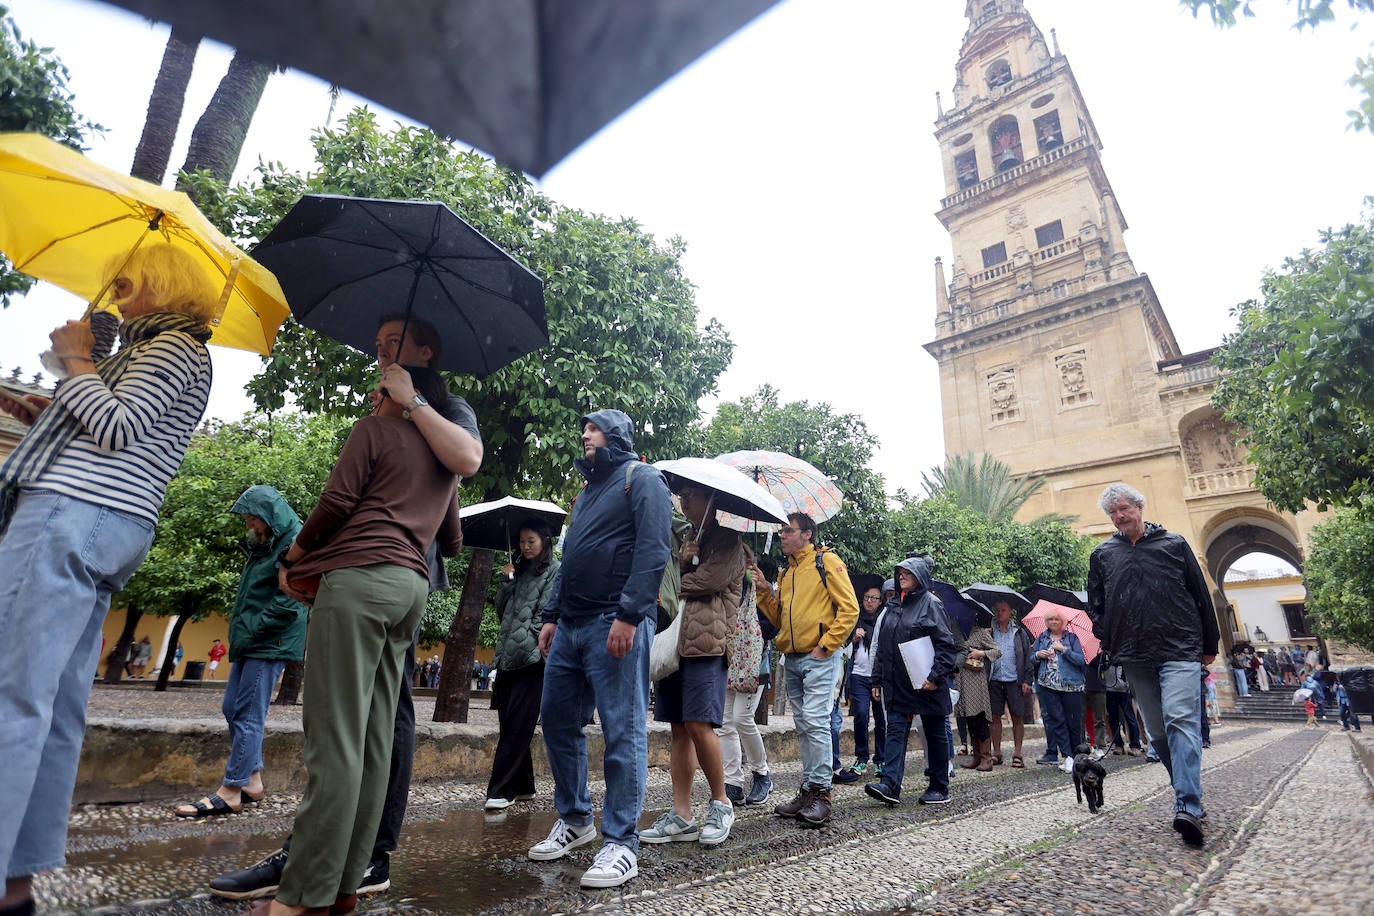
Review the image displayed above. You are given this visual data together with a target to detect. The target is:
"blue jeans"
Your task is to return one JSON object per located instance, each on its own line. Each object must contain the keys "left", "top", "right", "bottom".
{"left": 1124, "top": 661, "right": 1204, "bottom": 818}
{"left": 0, "top": 491, "right": 154, "bottom": 877}
{"left": 1232, "top": 668, "right": 1250, "bottom": 697}
{"left": 1038, "top": 688, "right": 1083, "bottom": 760}
{"left": 849, "top": 673, "right": 885, "bottom": 764}
{"left": 882, "top": 709, "right": 949, "bottom": 795}
{"left": 540, "top": 612, "right": 654, "bottom": 852}
{"left": 830, "top": 693, "right": 843, "bottom": 770}
{"left": 784, "top": 651, "right": 843, "bottom": 789}
{"left": 222, "top": 657, "right": 288, "bottom": 786}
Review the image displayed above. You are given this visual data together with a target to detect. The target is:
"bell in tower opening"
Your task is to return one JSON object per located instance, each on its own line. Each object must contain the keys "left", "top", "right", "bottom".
{"left": 990, "top": 116, "right": 1023, "bottom": 170}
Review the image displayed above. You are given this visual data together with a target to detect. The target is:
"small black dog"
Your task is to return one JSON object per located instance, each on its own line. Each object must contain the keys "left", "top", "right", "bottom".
{"left": 1072, "top": 743, "right": 1106, "bottom": 814}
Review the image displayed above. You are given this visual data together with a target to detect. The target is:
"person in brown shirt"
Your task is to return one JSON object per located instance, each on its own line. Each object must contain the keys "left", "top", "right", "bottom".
{"left": 257, "top": 366, "right": 461, "bottom": 916}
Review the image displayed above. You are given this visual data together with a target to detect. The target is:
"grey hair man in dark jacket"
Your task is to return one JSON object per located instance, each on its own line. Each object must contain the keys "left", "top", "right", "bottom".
{"left": 1088, "top": 482, "right": 1219, "bottom": 847}
{"left": 529, "top": 409, "right": 671, "bottom": 890}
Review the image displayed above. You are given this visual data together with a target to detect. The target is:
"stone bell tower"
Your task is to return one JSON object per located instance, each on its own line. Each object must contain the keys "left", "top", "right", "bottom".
{"left": 924, "top": 0, "right": 1185, "bottom": 512}
{"left": 921, "top": 2, "right": 1339, "bottom": 668}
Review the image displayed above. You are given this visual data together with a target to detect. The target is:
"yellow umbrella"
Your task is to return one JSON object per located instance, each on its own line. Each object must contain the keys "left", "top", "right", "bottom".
{"left": 0, "top": 132, "right": 289, "bottom": 354}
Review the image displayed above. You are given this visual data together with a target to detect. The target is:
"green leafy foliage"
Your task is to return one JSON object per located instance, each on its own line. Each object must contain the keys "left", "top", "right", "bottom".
{"left": 886, "top": 496, "right": 1092, "bottom": 591}
{"left": 1179, "top": 0, "right": 1374, "bottom": 131}
{"left": 920, "top": 451, "right": 1048, "bottom": 523}
{"left": 700, "top": 384, "right": 894, "bottom": 575}
{"left": 0, "top": 4, "right": 104, "bottom": 306}
{"left": 116, "top": 413, "right": 350, "bottom": 620}
{"left": 1212, "top": 204, "right": 1374, "bottom": 512}
{"left": 1303, "top": 496, "right": 1374, "bottom": 652}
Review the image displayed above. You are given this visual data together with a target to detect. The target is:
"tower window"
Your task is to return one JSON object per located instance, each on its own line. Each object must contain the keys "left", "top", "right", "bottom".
{"left": 985, "top": 60, "right": 1013, "bottom": 90}
{"left": 1034, "top": 111, "right": 1063, "bottom": 152}
{"left": 989, "top": 116, "right": 1023, "bottom": 171}
{"left": 1035, "top": 220, "right": 1064, "bottom": 248}
{"left": 955, "top": 150, "right": 979, "bottom": 188}
{"left": 981, "top": 242, "right": 1007, "bottom": 268}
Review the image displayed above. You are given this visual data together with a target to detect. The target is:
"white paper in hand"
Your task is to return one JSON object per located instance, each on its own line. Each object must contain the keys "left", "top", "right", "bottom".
{"left": 898, "top": 636, "right": 935, "bottom": 688}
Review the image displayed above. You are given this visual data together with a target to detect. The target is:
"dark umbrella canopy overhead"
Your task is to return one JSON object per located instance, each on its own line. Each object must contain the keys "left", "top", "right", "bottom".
{"left": 96, "top": 0, "right": 782, "bottom": 177}
{"left": 931, "top": 580, "right": 992, "bottom": 638}
{"left": 252, "top": 195, "right": 546, "bottom": 376}
{"left": 962, "top": 583, "right": 1032, "bottom": 616}
{"left": 458, "top": 496, "right": 566, "bottom": 552}
{"left": 1022, "top": 583, "right": 1089, "bottom": 612}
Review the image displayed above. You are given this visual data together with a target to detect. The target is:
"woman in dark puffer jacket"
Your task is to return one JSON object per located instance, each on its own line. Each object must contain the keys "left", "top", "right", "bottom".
{"left": 485, "top": 520, "right": 560, "bottom": 810}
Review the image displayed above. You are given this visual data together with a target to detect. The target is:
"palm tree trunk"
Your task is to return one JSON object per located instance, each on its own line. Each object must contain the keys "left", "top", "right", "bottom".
{"left": 175, "top": 50, "right": 273, "bottom": 192}
{"left": 129, "top": 25, "right": 200, "bottom": 184}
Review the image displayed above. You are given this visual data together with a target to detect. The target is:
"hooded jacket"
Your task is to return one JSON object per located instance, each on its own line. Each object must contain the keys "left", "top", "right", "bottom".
{"left": 872, "top": 556, "right": 958, "bottom": 716}
{"left": 756, "top": 543, "right": 860, "bottom": 655}
{"left": 542, "top": 409, "right": 672, "bottom": 626}
{"left": 228, "top": 485, "right": 309, "bottom": 663}
{"left": 1087, "top": 522, "right": 1220, "bottom": 665}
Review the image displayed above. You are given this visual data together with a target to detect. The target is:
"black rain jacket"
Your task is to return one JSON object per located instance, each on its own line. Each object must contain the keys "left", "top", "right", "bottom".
{"left": 873, "top": 556, "right": 959, "bottom": 717}
{"left": 1087, "top": 522, "right": 1220, "bottom": 665}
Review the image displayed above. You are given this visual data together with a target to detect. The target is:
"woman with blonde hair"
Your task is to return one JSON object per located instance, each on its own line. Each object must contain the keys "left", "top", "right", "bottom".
{"left": 0, "top": 243, "right": 216, "bottom": 915}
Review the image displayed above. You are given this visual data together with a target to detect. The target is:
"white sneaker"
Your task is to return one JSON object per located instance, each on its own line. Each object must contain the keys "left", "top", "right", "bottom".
{"left": 528, "top": 818, "right": 597, "bottom": 861}
{"left": 1059, "top": 757, "right": 1075, "bottom": 774}
{"left": 484, "top": 796, "right": 514, "bottom": 811}
{"left": 639, "top": 810, "right": 700, "bottom": 844}
{"left": 1091, "top": 747, "right": 1107, "bottom": 761}
{"left": 580, "top": 842, "right": 638, "bottom": 888}
{"left": 699, "top": 799, "right": 734, "bottom": 846}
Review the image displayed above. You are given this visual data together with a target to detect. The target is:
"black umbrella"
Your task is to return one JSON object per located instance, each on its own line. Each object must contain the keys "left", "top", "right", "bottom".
{"left": 97, "top": 0, "right": 782, "bottom": 177}
{"left": 457, "top": 496, "right": 566, "bottom": 552}
{"left": 252, "top": 195, "right": 546, "bottom": 376}
{"left": 961, "top": 583, "right": 1032, "bottom": 616}
{"left": 931, "top": 580, "right": 993, "bottom": 638}
{"left": 1022, "top": 583, "right": 1089, "bottom": 612}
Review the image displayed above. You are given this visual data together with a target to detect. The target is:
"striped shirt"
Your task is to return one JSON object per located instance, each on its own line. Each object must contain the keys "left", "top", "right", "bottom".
{"left": 28, "top": 331, "right": 212, "bottom": 525}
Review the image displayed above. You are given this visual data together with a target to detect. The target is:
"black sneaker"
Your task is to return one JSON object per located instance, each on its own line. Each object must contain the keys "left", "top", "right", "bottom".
{"left": 358, "top": 856, "right": 391, "bottom": 895}
{"left": 208, "top": 847, "right": 288, "bottom": 900}
{"left": 832, "top": 767, "right": 861, "bottom": 785}
{"left": 1172, "top": 811, "right": 1204, "bottom": 847}
{"left": 864, "top": 781, "right": 900, "bottom": 806}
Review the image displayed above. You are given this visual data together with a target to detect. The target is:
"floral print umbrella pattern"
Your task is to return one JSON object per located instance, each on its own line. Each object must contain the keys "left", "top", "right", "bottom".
{"left": 712, "top": 449, "right": 845, "bottom": 533}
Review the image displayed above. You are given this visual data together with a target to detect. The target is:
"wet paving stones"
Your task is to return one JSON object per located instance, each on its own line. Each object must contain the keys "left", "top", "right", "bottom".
{"left": 30, "top": 721, "right": 1370, "bottom": 915}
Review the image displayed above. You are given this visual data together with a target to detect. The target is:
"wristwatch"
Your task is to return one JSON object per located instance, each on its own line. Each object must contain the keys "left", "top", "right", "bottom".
{"left": 277, "top": 549, "right": 296, "bottom": 569}
{"left": 403, "top": 393, "right": 429, "bottom": 419}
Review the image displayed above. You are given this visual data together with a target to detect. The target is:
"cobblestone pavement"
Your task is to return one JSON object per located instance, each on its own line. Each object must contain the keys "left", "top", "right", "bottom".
{"left": 31, "top": 723, "right": 1369, "bottom": 915}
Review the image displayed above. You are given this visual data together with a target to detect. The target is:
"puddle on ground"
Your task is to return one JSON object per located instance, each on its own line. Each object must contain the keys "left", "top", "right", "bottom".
{"left": 59, "top": 807, "right": 629, "bottom": 913}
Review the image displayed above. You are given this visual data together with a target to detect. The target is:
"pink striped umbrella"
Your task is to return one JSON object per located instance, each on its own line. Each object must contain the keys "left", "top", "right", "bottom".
{"left": 1022, "top": 599, "right": 1103, "bottom": 664}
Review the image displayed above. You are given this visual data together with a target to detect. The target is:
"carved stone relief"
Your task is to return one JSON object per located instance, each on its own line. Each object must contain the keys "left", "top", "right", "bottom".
{"left": 1006, "top": 204, "right": 1028, "bottom": 231}
{"left": 1182, "top": 415, "right": 1245, "bottom": 473}
{"left": 987, "top": 366, "right": 1020, "bottom": 424}
{"left": 1053, "top": 348, "right": 1092, "bottom": 406}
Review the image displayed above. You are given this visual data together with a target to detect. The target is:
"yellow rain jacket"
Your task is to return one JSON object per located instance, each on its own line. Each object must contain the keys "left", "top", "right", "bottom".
{"left": 757, "top": 544, "right": 860, "bottom": 656}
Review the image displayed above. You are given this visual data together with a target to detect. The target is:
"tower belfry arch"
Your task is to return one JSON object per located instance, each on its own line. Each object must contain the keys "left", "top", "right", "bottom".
{"left": 922, "top": 1, "right": 1327, "bottom": 657}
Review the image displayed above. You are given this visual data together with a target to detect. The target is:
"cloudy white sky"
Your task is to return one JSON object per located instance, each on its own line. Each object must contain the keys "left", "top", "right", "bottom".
{"left": 2, "top": 0, "right": 1371, "bottom": 499}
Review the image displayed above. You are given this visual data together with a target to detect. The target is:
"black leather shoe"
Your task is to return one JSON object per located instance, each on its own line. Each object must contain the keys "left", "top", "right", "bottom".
{"left": 1172, "top": 811, "right": 1204, "bottom": 847}
{"left": 208, "top": 847, "right": 288, "bottom": 900}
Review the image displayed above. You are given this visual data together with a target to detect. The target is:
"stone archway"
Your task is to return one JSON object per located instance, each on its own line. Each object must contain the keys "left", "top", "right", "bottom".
{"left": 1201, "top": 509, "right": 1304, "bottom": 652}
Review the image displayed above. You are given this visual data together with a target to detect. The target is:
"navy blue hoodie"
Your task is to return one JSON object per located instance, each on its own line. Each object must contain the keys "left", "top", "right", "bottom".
{"left": 541, "top": 409, "right": 672, "bottom": 626}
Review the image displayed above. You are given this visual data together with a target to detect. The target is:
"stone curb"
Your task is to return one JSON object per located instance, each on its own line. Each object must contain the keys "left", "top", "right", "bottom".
{"left": 75, "top": 716, "right": 1046, "bottom": 804}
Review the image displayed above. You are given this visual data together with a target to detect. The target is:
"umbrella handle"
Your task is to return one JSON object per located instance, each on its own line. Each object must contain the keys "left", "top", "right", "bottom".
{"left": 688, "top": 493, "right": 717, "bottom": 566}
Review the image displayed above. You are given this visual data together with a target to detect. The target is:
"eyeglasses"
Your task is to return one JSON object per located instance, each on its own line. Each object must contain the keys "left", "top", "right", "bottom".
{"left": 863, "top": 595, "right": 882, "bottom": 602}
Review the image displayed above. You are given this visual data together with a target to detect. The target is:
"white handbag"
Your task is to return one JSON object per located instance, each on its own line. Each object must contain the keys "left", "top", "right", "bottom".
{"left": 650, "top": 612, "right": 682, "bottom": 682}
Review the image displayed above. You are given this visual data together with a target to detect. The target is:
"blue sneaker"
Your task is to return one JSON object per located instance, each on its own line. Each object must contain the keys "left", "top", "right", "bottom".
{"left": 745, "top": 771, "right": 772, "bottom": 806}
{"left": 725, "top": 783, "right": 744, "bottom": 805}
{"left": 864, "top": 781, "right": 900, "bottom": 806}
{"left": 918, "top": 788, "right": 950, "bottom": 805}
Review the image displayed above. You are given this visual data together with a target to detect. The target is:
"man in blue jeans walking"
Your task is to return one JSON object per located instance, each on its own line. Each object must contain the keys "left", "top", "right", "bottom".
{"left": 1088, "top": 482, "right": 1219, "bottom": 847}
{"left": 529, "top": 410, "right": 670, "bottom": 889}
